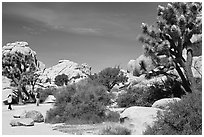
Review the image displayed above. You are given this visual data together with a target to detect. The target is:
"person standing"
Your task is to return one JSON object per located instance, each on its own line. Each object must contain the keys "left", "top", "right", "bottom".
{"left": 35, "top": 92, "right": 40, "bottom": 106}
{"left": 7, "top": 94, "right": 12, "bottom": 110}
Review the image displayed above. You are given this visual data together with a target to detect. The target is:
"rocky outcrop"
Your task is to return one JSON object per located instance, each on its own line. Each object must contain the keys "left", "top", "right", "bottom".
{"left": 39, "top": 60, "right": 91, "bottom": 85}
{"left": 120, "top": 106, "right": 163, "bottom": 135}
{"left": 2, "top": 41, "right": 36, "bottom": 56}
{"left": 2, "top": 41, "right": 44, "bottom": 72}
{"left": 10, "top": 118, "right": 34, "bottom": 127}
{"left": 127, "top": 55, "right": 155, "bottom": 76}
{"left": 152, "top": 98, "right": 181, "bottom": 110}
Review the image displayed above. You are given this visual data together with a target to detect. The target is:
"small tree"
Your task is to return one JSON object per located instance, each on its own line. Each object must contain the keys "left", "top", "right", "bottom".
{"left": 97, "top": 67, "right": 128, "bottom": 92}
{"left": 2, "top": 45, "right": 39, "bottom": 104}
{"left": 138, "top": 2, "right": 202, "bottom": 93}
{"left": 54, "top": 74, "right": 69, "bottom": 86}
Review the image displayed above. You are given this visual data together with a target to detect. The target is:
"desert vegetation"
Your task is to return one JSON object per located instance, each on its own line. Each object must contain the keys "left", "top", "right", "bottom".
{"left": 144, "top": 88, "right": 202, "bottom": 135}
{"left": 2, "top": 2, "right": 202, "bottom": 135}
{"left": 45, "top": 78, "right": 120, "bottom": 124}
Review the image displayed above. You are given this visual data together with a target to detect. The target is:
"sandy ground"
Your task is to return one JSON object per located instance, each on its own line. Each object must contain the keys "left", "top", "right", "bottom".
{"left": 2, "top": 103, "right": 66, "bottom": 135}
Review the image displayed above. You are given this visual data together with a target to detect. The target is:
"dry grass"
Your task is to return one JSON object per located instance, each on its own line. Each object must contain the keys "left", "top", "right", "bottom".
{"left": 52, "top": 122, "right": 127, "bottom": 135}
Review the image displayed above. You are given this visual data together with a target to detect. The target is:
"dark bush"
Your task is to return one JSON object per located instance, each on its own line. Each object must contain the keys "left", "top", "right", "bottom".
{"left": 54, "top": 74, "right": 69, "bottom": 86}
{"left": 143, "top": 90, "right": 202, "bottom": 135}
{"left": 96, "top": 67, "right": 128, "bottom": 92}
{"left": 45, "top": 78, "right": 114, "bottom": 124}
{"left": 117, "top": 77, "right": 185, "bottom": 107}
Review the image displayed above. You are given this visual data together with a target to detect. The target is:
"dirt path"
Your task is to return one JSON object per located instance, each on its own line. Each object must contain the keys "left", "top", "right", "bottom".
{"left": 2, "top": 103, "right": 66, "bottom": 135}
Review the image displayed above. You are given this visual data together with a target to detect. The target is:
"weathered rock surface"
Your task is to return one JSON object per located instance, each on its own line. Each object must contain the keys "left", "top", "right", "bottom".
{"left": 152, "top": 98, "right": 181, "bottom": 110}
{"left": 21, "top": 110, "right": 44, "bottom": 122}
{"left": 2, "top": 41, "right": 36, "bottom": 56}
{"left": 130, "top": 74, "right": 168, "bottom": 90}
{"left": 38, "top": 60, "right": 91, "bottom": 86}
{"left": 120, "top": 106, "right": 163, "bottom": 135}
{"left": 127, "top": 55, "right": 155, "bottom": 76}
{"left": 2, "top": 41, "right": 44, "bottom": 71}
{"left": 10, "top": 118, "right": 34, "bottom": 127}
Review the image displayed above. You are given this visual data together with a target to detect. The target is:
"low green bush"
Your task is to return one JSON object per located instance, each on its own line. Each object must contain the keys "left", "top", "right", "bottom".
{"left": 45, "top": 78, "right": 115, "bottom": 124}
{"left": 143, "top": 90, "right": 202, "bottom": 135}
{"left": 99, "top": 123, "right": 131, "bottom": 135}
{"left": 117, "top": 77, "right": 184, "bottom": 107}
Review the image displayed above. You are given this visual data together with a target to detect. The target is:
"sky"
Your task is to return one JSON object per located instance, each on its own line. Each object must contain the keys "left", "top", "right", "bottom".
{"left": 2, "top": 2, "right": 167, "bottom": 73}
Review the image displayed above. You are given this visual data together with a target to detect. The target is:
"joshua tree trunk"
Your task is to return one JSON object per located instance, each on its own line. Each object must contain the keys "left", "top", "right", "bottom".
{"left": 18, "top": 88, "right": 23, "bottom": 105}
{"left": 175, "top": 62, "right": 192, "bottom": 93}
{"left": 184, "top": 49, "right": 196, "bottom": 92}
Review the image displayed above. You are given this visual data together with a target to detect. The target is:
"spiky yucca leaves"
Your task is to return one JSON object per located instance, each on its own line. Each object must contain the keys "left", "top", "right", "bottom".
{"left": 138, "top": 2, "right": 202, "bottom": 93}
{"left": 2, "top": 51, "right": 39, "bottom": 104}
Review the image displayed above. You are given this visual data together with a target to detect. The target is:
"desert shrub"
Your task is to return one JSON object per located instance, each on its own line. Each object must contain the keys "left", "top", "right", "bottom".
{"left": 100, "top": 123, "right": 131, "bottom": 135}
{"left": 117, "top": 77, "right": 184, "bottom": 107}
{"left": 143, "top": 90, "right": 202, "bottom": 135}
{"left": 45, "top": 78, "right": 114, "bottom": 124}
{"left": 104, "top": 110, "right": 120, "bottom": 122}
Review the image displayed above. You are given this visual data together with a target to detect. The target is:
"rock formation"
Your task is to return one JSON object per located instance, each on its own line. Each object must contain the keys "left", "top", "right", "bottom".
{"left": 38, "top": 60, "right": 92, "bottom": 86}
{"left": 2, "top": 41, "right": 36, "bottom": 56}
{"left": 127, "top": 55, "right": 155, "bottom": 76}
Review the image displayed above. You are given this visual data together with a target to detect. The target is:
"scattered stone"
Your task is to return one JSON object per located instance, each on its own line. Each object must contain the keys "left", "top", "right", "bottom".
{"left": 120, "top": 106, "right": 163, "bottom": 135}
{"left": 22, "top": 110, "right": 44, "bottom": 122}
{"left": 10, "top": 118, "right": 34, "bottom": 127}
{"left": 152, "top": 98, "right": 181, "bottom": 109}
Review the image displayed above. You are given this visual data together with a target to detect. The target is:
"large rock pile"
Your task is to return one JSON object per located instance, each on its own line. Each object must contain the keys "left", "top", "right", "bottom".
{"left": 2, "top": 41, "right": 45, "bottom": 71}
{"left": 2, "top": 41, "right": 36, "bottom": 56}
{"left": 127, "top": 54, "right": 155, "bottom": 76}
{"left": 2, "top": 41, "right": 92, "bottom": 90}
{"left": 38, "top": 60, "right": 91, "bottom": 86}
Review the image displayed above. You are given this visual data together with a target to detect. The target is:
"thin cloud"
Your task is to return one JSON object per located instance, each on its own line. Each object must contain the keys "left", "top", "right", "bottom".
{"left": 2, "top": 3, "right": 136, "bottom": 39}
{"left": 71, "top": 27, "right": 102, "bottom": 34}
{"left": 22, "top": 26, "right": 40, "bottom": 35}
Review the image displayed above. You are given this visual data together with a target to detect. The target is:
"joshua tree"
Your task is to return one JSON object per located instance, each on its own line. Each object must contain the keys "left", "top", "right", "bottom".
{"left": 138, "top": 2, "right": 202, "bottom": 93}
{"left": 2, "top": 51, "right": 39, "bottom": 104}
